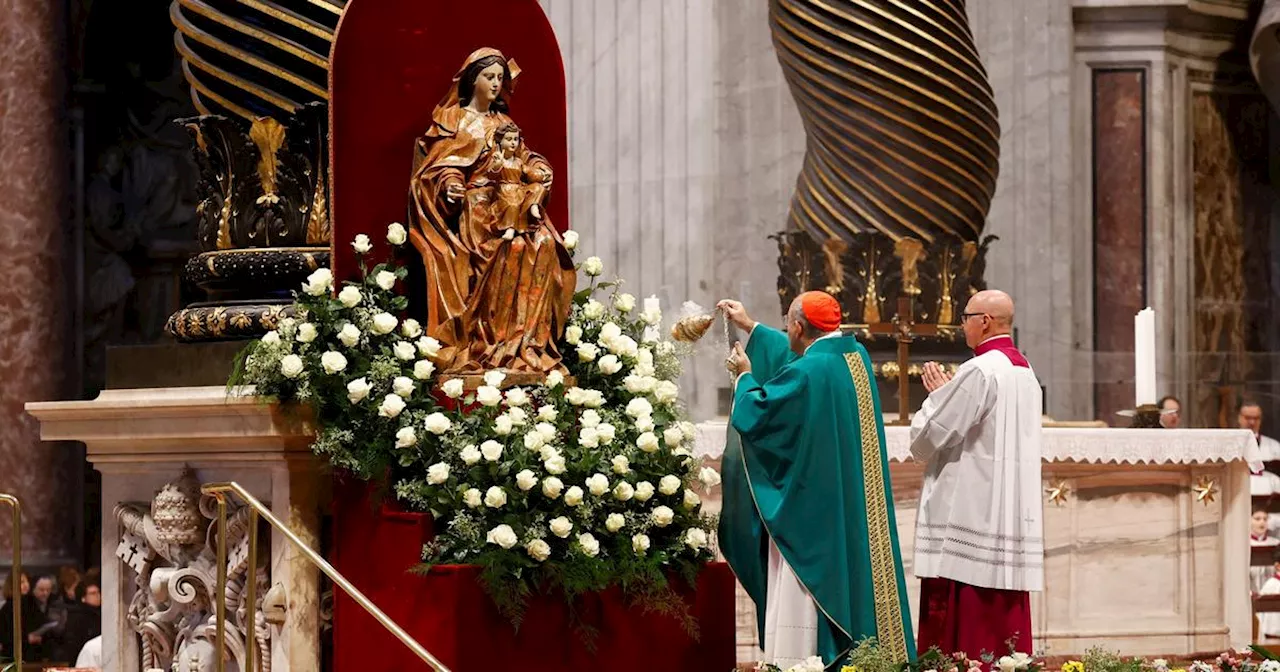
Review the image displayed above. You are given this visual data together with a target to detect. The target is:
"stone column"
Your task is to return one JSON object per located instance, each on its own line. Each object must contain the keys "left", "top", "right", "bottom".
{"left": 0, "top": 0, "right": 77, "bottom": 566}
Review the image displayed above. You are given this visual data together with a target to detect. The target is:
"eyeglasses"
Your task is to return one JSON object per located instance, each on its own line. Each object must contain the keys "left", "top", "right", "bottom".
{"left": 959, "top": 312, "right": 988, "bottom": 322}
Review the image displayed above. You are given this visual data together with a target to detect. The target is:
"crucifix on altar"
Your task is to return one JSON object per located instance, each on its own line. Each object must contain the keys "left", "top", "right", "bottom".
{"left": 867, "top": 295, "right": 937, "bottom": 426}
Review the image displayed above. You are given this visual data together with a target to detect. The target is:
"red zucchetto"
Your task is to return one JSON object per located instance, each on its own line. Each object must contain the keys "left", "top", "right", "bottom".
{"left": 796, "top": 291, "right": 842, "bottom": 332}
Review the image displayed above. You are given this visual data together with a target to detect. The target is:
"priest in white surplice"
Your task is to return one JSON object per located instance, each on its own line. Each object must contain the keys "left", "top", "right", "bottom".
{"left": 909, "top": 289, "right": 1045, "bottom": 659}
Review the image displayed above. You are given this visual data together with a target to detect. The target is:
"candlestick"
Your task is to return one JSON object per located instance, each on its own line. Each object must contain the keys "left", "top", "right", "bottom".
{"left": 1134, "top": 307, "right": 1156, "bottom": 407}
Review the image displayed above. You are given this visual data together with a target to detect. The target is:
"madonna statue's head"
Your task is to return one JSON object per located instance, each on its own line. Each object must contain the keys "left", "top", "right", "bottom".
{"left": 458, "top": 54, "right": 511, "bottom": 113}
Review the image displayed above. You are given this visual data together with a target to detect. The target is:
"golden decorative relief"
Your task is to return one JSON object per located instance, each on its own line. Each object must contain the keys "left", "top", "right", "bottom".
{"left": 894, "top": 237, "right": 925, "bottom": 296}
{"left": 305, "top": 172, "right": 330, "bottom": 244}
{"left": 1192, "top": 475, "right": 1218, "bottom": 505}
{"left": 250, "top": 117, "right": 287, "bottom": 205}
{"left": 1044, "top": 480, "right": 1070, "bottom": 507}
{"left": 937, "top": 245, "right": 957, "bottom": 324}
{"left": 859, "top": 244, "right": 883, "bottom": 324}
{"left": 821, "top": 237, "right": 849, "bottom": 295}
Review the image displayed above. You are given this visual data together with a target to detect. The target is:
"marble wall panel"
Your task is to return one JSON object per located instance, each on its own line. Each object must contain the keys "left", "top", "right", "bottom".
{"left": 1092, "top": 70, "right": 1148, "bottom": 425}
{"left": 0, "top": 0, "right": 76, "bottom": 565}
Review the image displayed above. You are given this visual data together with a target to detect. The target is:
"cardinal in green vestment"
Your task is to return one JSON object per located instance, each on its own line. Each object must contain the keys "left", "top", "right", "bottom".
{"left": 717, "top": 292, "right": 915, "bottom": 671}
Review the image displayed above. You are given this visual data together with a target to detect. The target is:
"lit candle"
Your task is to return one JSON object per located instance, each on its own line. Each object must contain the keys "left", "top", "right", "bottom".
{"left": 1134, "top": 307, "right": 1157, "bottom": 407}
{"left": 644, "top": 295, "right": 660, "bottom": 314}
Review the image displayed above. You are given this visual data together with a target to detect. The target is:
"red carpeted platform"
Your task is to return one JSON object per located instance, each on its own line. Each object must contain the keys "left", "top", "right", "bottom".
{"left": 330, "top": 477, "right": 737, "bottom": 671}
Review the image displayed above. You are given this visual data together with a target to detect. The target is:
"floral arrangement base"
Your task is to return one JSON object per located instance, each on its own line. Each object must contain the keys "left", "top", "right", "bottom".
{"left": 330, "top": 477, "right": 736, "bottom": 672}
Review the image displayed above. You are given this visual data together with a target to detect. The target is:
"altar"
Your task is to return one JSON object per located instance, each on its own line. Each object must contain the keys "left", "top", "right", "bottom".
{"left": 694, "top": 421, "right": 1259, "bottom": 660}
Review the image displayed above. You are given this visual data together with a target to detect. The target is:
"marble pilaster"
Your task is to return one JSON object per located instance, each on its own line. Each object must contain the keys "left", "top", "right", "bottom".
{"left": 0, "top": 0, "right": 77, "bottom": 566}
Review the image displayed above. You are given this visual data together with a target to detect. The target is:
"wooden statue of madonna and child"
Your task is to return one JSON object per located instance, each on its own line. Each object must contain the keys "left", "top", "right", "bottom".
{"left": 407, "top": 47, "right": 577, "bottom": 383}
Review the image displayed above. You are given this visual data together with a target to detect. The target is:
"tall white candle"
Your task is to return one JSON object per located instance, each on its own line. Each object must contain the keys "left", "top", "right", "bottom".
{"left": 644, "top": 295, "right": 661, "bottom": 314}
{"left": 1134, "top": 307, "right": 1157, "bottom": 407}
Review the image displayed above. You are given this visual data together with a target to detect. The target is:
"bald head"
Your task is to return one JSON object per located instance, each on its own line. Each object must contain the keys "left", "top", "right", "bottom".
{"left": 968, "top": 290, "right": 1015, "bottom": 328}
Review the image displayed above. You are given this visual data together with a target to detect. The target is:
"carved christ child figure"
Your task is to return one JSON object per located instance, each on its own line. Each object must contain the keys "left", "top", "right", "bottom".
{"left": 407, "top": 48, "right": 575, "bottom": 375}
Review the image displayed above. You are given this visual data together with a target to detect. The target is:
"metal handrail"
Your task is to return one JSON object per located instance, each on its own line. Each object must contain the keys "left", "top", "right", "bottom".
{"left": 0, "top": 494, "right": 21, "bottom": 670}
{"left": 201, "top": 482, "right": 449, "bottom": 672}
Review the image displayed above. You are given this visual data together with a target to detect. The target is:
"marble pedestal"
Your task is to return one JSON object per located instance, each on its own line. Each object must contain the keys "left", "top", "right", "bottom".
{"left": 27, "top": 387, "right": 324, "bottom": 672}
{"left": 695, "top": 422, "right": 1258, "bottom": 661}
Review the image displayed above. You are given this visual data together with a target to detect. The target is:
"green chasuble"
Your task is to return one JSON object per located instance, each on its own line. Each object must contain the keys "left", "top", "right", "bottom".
{"left": 719, "top": 325, "right": 915, "bottom": 669}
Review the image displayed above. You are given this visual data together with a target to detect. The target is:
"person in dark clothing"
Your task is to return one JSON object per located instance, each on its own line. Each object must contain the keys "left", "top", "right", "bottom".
{"left": 53, "top": 578, "right": 101, "bottom": 664}
{"left": 0, "top": 571, "right": 42, "bottom": 661}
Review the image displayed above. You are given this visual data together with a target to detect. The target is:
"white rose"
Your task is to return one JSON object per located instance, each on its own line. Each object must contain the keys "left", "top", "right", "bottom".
{"left": 391, "top": 341, "right": 416, "bottom": 361}
{"left": 346, "top": 377, "right": 371, "bottom": 403}
{"left": 427, "top": 462, "right": 450, "bottom": 485}
{"left": 654, "top": 381, "right": 679, "bottom": 404}
{"left": 338, "top": 286, "right": 362, "bottom": 308}
{"left": 636, "top": 432, "right": 660, "bottom": 453}
{"left": 413, "top": 359, "right": 436, "bottom": 380}
{"left": 417, "top": 336, "right": 442, "bottom": 358}
{"left": 1009, "top": 653, "right": 1033, "bottom": 670}
{"left": 631, "top": 533, "right": 650, "bottom": 554}
{"left": 578, "top": 427, "right": 600, "bottom": 448}
{"left": 586, "top": 473, "right": 610, "bottom": 496}
{"left": 598, "top": 322, "right": 622, "bottom": 345}
{"left": 439, "top": 378, "right": 463, "bottom": 399}
{"left": 279, "top": 354, "right": 304, "bottom": 379}
{"left": 635, "top": 481, "right": 655, "bottom": 502}
{"left": 395, "top": 426, "right": 418, "bottom": 448}
{"left": 507, "top": 406, "right": 528, "bottom": 426}
{"left": 523, "top": 431, "right": 546, "bottom": 451}
{"left": 626, "top": 397, "right": 653, "bottom": 418}
{"left": 371, "top": 312, "right": 398, "bottom": 335}
{"left": 378, "top": 394, "right": 406, "bottom": 418}
{"left": 314, "top": 348, "right": 345, "bottom": 373}
{"left": 544, "top": 455, "right": 567, "bottom": 475}
{"left": 423, "top": 412, "right": 452, "bottom": 435}
{"left": 400, "top": 318, "right": 422, "bottom": 339}
{"left": 352, "top": 233, "right": 372, "bottom": 254}
{"left": 662, "top": 427, "right": 684, "bottom": 448}
{"left": 605, "top": 513, "right": 626, "bottom": 533}
{"left": 483, "top": 370, "right": 506, "bottom": 387}
{"left": 480, "top": 440, "right": 504, "bottom": 462}
{"left": 640, "top": 308, "right": 662, "bottom": 326}
{"left": 583, "top": 256, "right": 603, "bottom": 276}
{"left": 611, "top": 455, "right": 630, "bottom": 475}
{"left": 998, "top": 657, "right": 1018, "bottom": 672}
{"left": 516, "top": 469, "right": 538, "bottom": 492}
{"left": 469, "top": 385, "right": 498, "bottom": 407}
{"left": 546, "top": 370, "right": 565, "bottom": 388}
{"left": 484, "top": 486, "right": 508, "bottom": 508}
{"left": 699, "top": 467, "right": 722, "bottom": 489}
{"left": 564, "top": 325, "right": 583, "bottom": 346}
{"left": 261, "top": 330, "right": 281, "bottom": 345}
{"left": 683, "top": 489, "right": 701, "bottom": 510}
{"left": 460, "top": 444, "right": 482, "bottom": 465}
{"left": 463, "top": 488, "right": 482, "bottom": 508}
{"left": 582, "top": 299, "right": 605, "bottom": 320}
{"left": 296, "top": 322, "right": 318, "bottom": 343}
{"left": 634, "top": 416, "right": 656, "bottom": 433}
{"left": 504, "top": 387, "right": 530, "bottom": 407}
{"left": 338, "top": 323, "right": 361, "bottom": 347}
{"left": 579, "top": 409, "right": 601, "bottom": 428}
{"left": 562, "top": 229, "right": 579, "bottom": 250}
{"left": 577, "top": 532, "right": 599, "bottom": 557}
{"left": 624, "top": 375, "right": 657, "bottom": 394}
{"left": 526, "top": 539, "right": 552, "bottom": 562}
{"left": 387, "top": 221, "right": 407, "bottom": 245}
{"left": 392, "top": 376, "right": 415, "bottom": 397}
{"left": 537, "top": 405, "right": 557, "bottom": 422}
{"left": 614, "top": 293, "right": 636, "bottom": 313}
{"left": 684, "top": 528, "right": 709, "bottom": 551}
{"left": 533, "top": 422, "right": 557, "bottom": 442}
{"left": 611, "top": 336, "right": 638, "bottom": 358}
{"left": 577, "top": 342, "right": 599, "bottom": 363}
{"left": 659, "top": 475, "right": 681, "bottom": 496}
{"left": 540, "top": 445, "right": 561, "bottom": 461}
{"left": 634, "top": 362, "right": 657, "bottom": 378}
{"left": 494, "top": 414, "right": 514, "bottom": 436}
{"left": 650, "top": 505, "right": 675, "bottom": 527}
{"left": 486, "top": 523, "right": 517, "bottom": 548}
{"left": 302, "top": 268, "right": 333, "bottom": 296}
{"left": 375, "top": 270, "right": 397, "bottom": 291}
{"left": 564, "top": 486, "right": 585, "bottom": 507}
{"left": 613, "top": 481, "right": 635, "bottom": 502}
{"left": 549, "top": 516, "right": 573, "bottom": 538}
{"left": 583, "top": 390, "right": 605, "bottom": 408}
{"left": 542, "top": 477, "right": 564, "bottom": 499}
{"left": 598, "top": 354, "right": 622, "bottom": 376}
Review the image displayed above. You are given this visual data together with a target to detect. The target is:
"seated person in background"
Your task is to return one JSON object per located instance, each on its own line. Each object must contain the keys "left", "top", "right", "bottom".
{"left": 1241, "top": 401, "right": 1280, "bottom": 461}
{"left": 1255, "top": 506, "right": 1280, "bottom": 546}
{"left": 1158, "top": 395, "right": 1181, "bottom": 428}
{"left": 54, "top": 576, "right": 101, "bottom": 663}
{"left": 1259, "top": 549, "right": 1280, "bottom": 639}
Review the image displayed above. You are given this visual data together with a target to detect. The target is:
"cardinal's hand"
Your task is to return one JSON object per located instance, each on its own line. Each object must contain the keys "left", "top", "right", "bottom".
{"left": 726, "top": 341, "right": 751, "bottom": 377}
{"left": 717, "top": 299, "right": 755, "bottom": 332}
{"left": 922, "top": 362, "right": 953, "bottom": 393}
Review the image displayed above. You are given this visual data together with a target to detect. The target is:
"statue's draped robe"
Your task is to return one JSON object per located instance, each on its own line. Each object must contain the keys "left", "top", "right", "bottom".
{"left": 720, "top": 326, "right": 915, "bottom": 670}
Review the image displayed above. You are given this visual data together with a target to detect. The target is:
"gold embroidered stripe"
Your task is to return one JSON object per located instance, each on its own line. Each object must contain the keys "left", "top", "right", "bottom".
{"left": 845, "top": 351, "right": 908, "bottom": 662}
